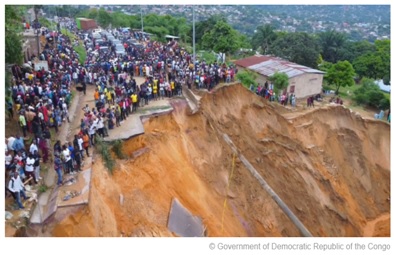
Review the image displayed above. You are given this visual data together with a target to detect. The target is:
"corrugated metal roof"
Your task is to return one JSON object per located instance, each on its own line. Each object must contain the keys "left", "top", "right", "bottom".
{"left": 236, "top": 55, "right": 325, "bottom": 78}
{"left": 234, "top": 55, "right": 271, "bottom": 68}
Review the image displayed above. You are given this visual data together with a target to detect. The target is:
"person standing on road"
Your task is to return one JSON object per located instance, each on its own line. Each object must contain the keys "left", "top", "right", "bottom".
{"left": 62, "top": 144, "right": 74, "bottom": 174}
{"left": 82, "top": 81, "right": 86, "bottom": 95}
{"left": 82, "top": 131, "right": 90, "bottom": 157}
{"left": 19, "top": 112, "right": 27, "bottom": 137}
{"left": 54, "top": 153, "right": 63, "bottom": 186}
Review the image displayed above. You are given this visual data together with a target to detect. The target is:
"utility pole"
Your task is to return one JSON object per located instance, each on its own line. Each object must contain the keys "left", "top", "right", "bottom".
{"left": 192, "top": 5, "right": 195, "bottom": 66}
{"left": 140, "top": 6, "right": 144, "bottom": 32}
{"left": 34, "top": 5, "right": 41, "bottom": 57}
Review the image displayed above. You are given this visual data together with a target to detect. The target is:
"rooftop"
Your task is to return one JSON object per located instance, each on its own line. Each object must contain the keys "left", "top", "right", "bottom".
{"left": 234, "top": 55, "right": 325, "bottom": 78}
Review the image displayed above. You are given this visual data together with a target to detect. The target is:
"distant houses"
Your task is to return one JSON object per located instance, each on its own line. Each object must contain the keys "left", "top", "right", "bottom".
{"left": 234, "top": 55, "right": 325, "bottom": 98}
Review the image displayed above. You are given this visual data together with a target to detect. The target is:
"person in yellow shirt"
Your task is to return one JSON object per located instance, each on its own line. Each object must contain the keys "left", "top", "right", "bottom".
{"left": 131, "top": 93, "right": 138, "bottom": 113}
{"left": 106, "top": 89, "right": 112, "bottom": 105}
{"left": 170, "top": 80, "right": 175, "bottom": 97}
{"left": 152, "top": 80, "right": 158, "bottom": 101}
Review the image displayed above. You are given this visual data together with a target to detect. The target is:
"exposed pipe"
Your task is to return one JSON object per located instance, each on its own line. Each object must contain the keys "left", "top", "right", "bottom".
{"left": 222, "top": 133, "right": 313, "bottom": 237}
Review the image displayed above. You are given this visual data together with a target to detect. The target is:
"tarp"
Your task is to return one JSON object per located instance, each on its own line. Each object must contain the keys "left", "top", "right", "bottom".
{"left": 375, "top": 79, "right": 391, "bottom": 93}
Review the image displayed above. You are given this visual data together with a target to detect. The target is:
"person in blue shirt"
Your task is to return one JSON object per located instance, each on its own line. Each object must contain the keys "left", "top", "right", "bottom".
{"left": 12, "top": 135, "right": 25, "bottom": 154}
{"left": 68, "top": 142, "right": 75, "bottom": 162}
{"left": 54, "top": 153, "right": 63, "bottom": 186}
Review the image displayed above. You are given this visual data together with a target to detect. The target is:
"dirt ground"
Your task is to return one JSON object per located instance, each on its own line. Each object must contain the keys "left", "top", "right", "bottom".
{"left": 43, "top": 84, "right": 390, "bottom": 237}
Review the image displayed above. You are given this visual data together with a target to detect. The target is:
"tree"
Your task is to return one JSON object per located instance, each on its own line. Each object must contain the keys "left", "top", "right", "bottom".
{"left": 88, "top": 8, "right": 99, "bottom": 19}
{"left": 178, "top": 23, "right": 191, "bottom": 44}
{"left": 269, "top": 32, "right": 320, "bottom": 68}
{"left": 318, "top": 30, "right": 347, "bottom": 63}
{"left": 144, "top": 26, "right": 169, "bottom": 43}
{"left": 251, "top": 24, "right": 277, "bottom": 53}
{"left": 97, "top": 8, "right": 111, "bottom": 28}
{"left": 236, "top": 70, "right": 257, "bottom": 88}
{"left": 201, "top": 20, "right": 240, "bottom": 55}
{"left": 5, "top": 5, "right": 23, "bottom": 65}
{"left": 268, "top": 72, "right": 289, "bottom": 93}
{"left": 325, "top": 60, "right": 355, "bottom": 94}
{"left": 353, "top": 52, "right": 388, "bottom": 80}
{"left": 353, "top": 79, "right": 390, "bottom": 110}
{"left": 194, "top": 15, "right": 226, "bottom": 49}
{"left": 340, "top": 40, "right": 375, "bottom": 63}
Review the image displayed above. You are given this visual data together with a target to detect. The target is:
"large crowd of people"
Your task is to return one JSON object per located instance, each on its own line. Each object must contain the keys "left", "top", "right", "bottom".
{"left": 4, "top": 18, "right": 239, "bottom": 207}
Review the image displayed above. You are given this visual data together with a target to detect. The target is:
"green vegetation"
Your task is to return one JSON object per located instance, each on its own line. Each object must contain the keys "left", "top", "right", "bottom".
{"left": 269, "top": 72, "right": 289, "bottom": 93}
{"left": 318, "top": 30, "right": 347, "bottom": 64}
{"left": 96, "top": 136, "right": 115, "bottom": 174}
{"left": 112, "top": 140, "right": 126, "bottom": 159}
{"left": 251, "top": 24, "right": 277, "bottom": 54}
{"left": 73, "top": 45, "right": 87, "bottom": 64}
{"left": 198, "top": 51, "right": 217, "bottom": 64}
{"left": 38, "top": 184, "right": 49, "bottom": 193}
{"left": 325, "top": 60, "right": 356, "bottom": 95}
{"left": 61, "top": 28, "right": 76, "bottom": 40}
{"left": 4, "top": 6, "right": 391, "bottom": 113}
{"left": 5, "top": 5, "right": 24, "bottom": 65}
{"left": 353, "top": 78, "right": 390, "bottom": 110}
{"left": 236, "top": 70, "right": 258, "bottom": 88}
{"left": 269, "top": 32, "right": 321, "bottom": 68}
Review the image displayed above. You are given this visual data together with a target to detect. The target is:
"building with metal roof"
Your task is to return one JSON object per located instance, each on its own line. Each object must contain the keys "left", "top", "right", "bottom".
{"left": 234, "top": 55, "right": 325, "bottom": 98}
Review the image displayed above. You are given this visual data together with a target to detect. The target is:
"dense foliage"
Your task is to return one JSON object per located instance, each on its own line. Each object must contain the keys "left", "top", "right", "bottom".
{"left": 268, "top": 72, "right": 289, "bottom": 92}
{"left": 353, "top": 79, "right": 390, "bottom": 110}
{"left": 236, "top": 70, "right": 258, "bottom": 88}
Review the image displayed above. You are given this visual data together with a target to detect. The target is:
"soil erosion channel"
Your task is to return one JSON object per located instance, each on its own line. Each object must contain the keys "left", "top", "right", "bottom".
{"left": 52, "top": 84, "right": 390, "bottom": 237}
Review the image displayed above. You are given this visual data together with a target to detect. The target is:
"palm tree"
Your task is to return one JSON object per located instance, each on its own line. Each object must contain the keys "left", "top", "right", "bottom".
{"left": 318, "top": 30, "right": 347, "bottom": 63}
{"left": 251, "top": 24, "right": 277, "bottom": 54}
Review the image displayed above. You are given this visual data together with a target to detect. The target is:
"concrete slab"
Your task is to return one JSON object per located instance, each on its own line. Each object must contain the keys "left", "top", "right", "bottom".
{"left": 30, "top": 188, "right": 59, "bottom": 224}
{"left": 43, "top": 188, "right": 59, "bottom": 222}
{"left": 57, "top": 169, "right": 91, "bottom": 207}
{"left": 104, "top": 99, "right": 173, "bottom": 142}
{"left": 167, "top": 198, "right": 205, "bottom": 237}
{"left": 103, "top": 113, "right": 145, "bottom": 142}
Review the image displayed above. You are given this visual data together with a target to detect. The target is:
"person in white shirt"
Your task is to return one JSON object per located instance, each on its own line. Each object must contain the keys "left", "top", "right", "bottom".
{"left": 62, "top": 100, "right": 70, "bottom": 123}
{"left": 159, "top": 81, "right": 165, "bottom": 100}
{"left": 72, "top": 71, "right": 78, "bottom": 85}
{"left": 6, "top": 136, "right": 16, "bottom": 152}
{"left": 97, "top": 117, "right": 105, "bottom": 137}
{"left": 146, "top": 65, "right": 150, "bottom": 77}
{"left": 89, "top": 122, "right": 96, "bottom": 146}
{"left": 62, "top": 145, "right": 74, "bottom": 174}
{"left": 25, "top": 153, "right": 37, "bottom": 184}
{"left": 5, "top": 151, "right": 13, "bottom": 170}
{"left": 77, "top": 135, "right": 84, "bottom": 159}
{"left": 8, "top": 171, "right": 28, "bottom": 209}
{"left": 29, "top": 140, "right": 38, "bottom": 155}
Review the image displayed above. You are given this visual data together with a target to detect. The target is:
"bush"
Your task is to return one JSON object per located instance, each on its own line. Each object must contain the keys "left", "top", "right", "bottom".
{"left": 38, "top": 184, "right": 48, "bottom": 193}
{"left": 236, "top": 70, "right": 257, "bottom": 88}
{"left": 269, "top": 72, "right": 289, "bottom": 94}
{"left": 379, "top": 98, "right": 390, "bottom": 110}
{"left": 96, "top": 136, "right": 115, "bottom": 174}
{"left": 353, "top": 93, "right": 369, "bottom": 105}
{"left": 112, "top": 140, "right": 125, "bottom": 159}
{"left": 353, "top": 78, "right": 390, "bottom": 109}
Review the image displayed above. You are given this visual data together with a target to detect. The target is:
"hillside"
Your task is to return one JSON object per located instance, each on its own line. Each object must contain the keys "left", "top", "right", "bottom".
{"left": 50, "top": 84, "right": 390, "bottom": 237}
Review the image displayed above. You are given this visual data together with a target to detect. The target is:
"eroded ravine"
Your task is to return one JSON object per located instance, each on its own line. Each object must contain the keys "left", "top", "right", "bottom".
{"left": 51, "top": 84, "right": 390, "bottom": 237}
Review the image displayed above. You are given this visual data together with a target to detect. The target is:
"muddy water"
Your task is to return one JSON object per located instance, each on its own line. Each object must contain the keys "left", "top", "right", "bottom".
{"left": 51, "top": 84, "right": 390, "bottom": 237}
